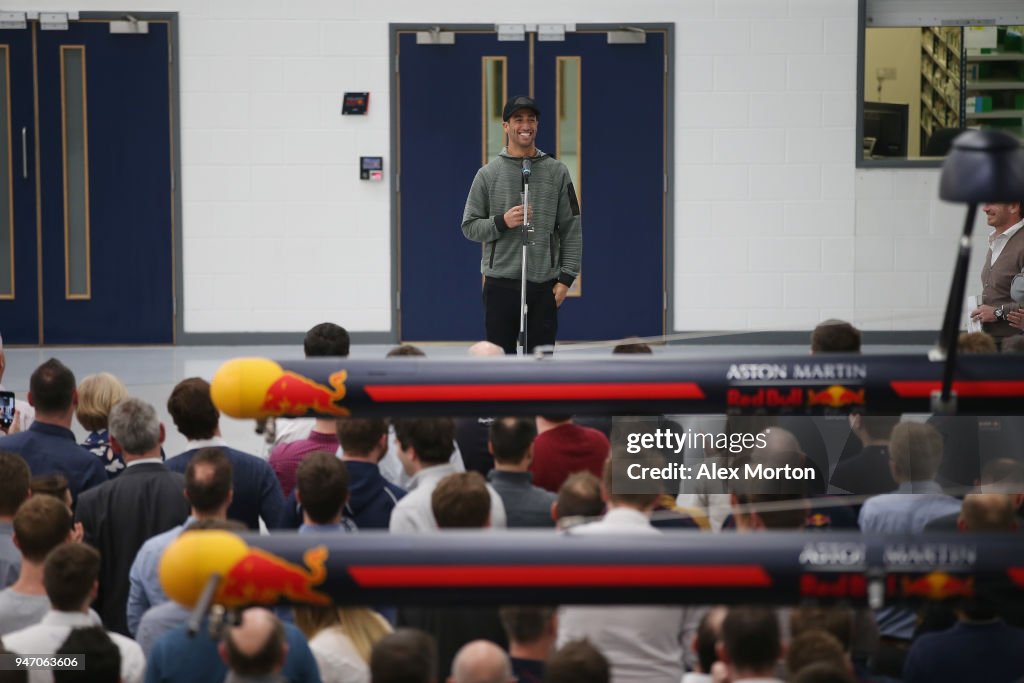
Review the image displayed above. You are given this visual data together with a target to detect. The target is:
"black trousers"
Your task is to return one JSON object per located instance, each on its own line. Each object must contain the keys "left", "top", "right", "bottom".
{"left": 483, "top": 277, "right": 558, "bottom": 354}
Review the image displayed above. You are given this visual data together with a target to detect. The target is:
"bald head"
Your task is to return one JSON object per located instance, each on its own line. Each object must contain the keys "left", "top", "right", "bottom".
{"left": 220, "top": 608, "right": 287, "bottom": 676}
{"left": 761, "top": 427, "right": 802, "bottom": 454}
{"left": 448, "top": 640, "right": 513, "bottom": 683}
{"left": 959, "top": 493, "right": 1019, "bottom": 532}
{"left": 468, "top": 342, "right": 505, "bottom": 358}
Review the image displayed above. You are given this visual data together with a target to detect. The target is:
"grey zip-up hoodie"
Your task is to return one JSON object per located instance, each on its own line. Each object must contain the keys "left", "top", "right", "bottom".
{"left": 461, "top": 148, "right": 581, "bottom": 287}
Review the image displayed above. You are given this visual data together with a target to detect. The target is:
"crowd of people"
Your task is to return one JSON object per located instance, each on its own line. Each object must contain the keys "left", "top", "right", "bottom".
{"left": 0, "top": 320, "right": 1021, "bottom": 683}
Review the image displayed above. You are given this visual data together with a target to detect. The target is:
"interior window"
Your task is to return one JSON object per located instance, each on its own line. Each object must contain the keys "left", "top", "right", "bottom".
{"left": 861, "top": 24, "right": 1024, "bottom": 164}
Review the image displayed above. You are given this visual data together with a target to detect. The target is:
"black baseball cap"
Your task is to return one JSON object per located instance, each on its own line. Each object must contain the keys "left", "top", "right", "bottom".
{"left": 502, "top": 95, "right": 540, "bottom": 122}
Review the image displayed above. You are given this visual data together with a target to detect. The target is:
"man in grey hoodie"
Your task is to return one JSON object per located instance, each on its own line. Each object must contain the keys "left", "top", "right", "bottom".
{"left": 461, "top": 95, "right": 582, "bottom": 354}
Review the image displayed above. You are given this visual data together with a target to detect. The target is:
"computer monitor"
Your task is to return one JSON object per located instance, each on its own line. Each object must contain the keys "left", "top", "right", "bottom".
{"left": 863, "top": 102, "right": 909, "bottom": 158}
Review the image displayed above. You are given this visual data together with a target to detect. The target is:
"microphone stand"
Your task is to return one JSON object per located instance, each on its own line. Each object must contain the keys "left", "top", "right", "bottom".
{"left": 517, "top": 158, "right": 533, "bottom": 356}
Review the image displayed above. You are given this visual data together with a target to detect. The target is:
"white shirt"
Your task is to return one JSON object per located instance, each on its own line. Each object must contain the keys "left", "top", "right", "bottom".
{"left": 681, "top": 674, "right": 713, "bottom": 683}
{"left": 2, "top": 610, "right": 145, "bottom": 683}
{"left": 308, "top": 628, "right": 369, "bottom": 683}
{"left": 557, "top": 507, "right": 694, "bottom": 683}
{"left": 388, "top": 463, "right": 506, "bottom": 533}
{"left": 375, "top": 426, "right": 465, "bottom": 490}
{"left": 989, "top": 219, "right": 1024, "bottom": 265}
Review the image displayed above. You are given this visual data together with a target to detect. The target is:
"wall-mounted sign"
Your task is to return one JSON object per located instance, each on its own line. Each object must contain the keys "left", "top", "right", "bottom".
{"left": 361, "top": 156, "right": 383, "bottom": 181}
{"left": 342, "top": 92, "right": 369, "bottom": 115}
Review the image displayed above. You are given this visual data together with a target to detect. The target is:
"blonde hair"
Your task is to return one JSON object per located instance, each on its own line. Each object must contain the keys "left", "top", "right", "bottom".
{"left": 76, "top": 372, "right": 129, "bottom": 432}
{"left": 293, "top": 606, "right": 392, "bottom": 662}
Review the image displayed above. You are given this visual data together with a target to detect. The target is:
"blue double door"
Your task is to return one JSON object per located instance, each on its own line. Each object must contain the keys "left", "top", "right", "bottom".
{"left": 397, "top": 27, "right": 668, "bottom": 343}
{"left": 0, "top": 20, "right": 173, "bottom": 344}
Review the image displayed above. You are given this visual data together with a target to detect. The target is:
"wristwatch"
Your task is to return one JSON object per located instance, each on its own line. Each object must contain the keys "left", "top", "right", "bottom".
{"left": 995, "top": 305, "right": 1005, "bottom": 320}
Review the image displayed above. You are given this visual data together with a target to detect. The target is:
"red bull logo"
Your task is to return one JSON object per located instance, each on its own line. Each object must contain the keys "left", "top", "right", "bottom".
{"left": 727, "top": 388, "right": 803, "bottom": 409}
{"left": 806, "top": 385, "right": 865, "bottom": 409}
{"left": 898, "top": 572, "right": 974, "bottom": 600}
{"left": 159, "top": 531, "right": 332, "bottom": 608}
{"left": 800, "top": 573, "right": 867, "bottom": 598}
{"left": 805, "top": 513, "right": 831, "bottom": 528}
{"left": 219, "top": 545, "right": 331, "bottom": 606}
{"left": 261, "top": 370, "right": 350, "bottom": 416}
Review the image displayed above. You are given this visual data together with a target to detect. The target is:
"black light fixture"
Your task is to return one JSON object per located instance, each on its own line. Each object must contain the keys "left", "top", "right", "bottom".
{"left": 934, "top": 130, "right": 1024, "bottom": 412}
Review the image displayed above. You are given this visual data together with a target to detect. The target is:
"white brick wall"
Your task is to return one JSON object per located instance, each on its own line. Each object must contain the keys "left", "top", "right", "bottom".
{"left": 64, "top": 0, "right": 986, "bottom": 335}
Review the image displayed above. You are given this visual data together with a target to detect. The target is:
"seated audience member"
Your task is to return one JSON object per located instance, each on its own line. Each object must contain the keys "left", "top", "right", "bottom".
{"left": 270, "top": 322, "right": 350, "bottom": 448}
{"left": 556, "top": 455, "right": 694, "bottom": 683}
{"left": 165, "top": 377, "right": 284, "bottom": 529}
{"left": 146, "top": 575, "right": 320, "bottom": 683}
{"left": 791, "top": 663, "right": 855, "bottom": 683}
{"left": 432, "top": 472, "right": 492, "bottom": 529}
{"left": 858, "top": 421, "right": 961, "bottom": 533}
{"left": 338, "top": 417, "right": 406, "bottom": 529}
{"left": 530, "top": 415, "right": 609, "bottom": 493}
{"left": 0, "top": 452, "right": 30, "bottom": 589}
{"left": 728, "top": 446, "right": 810, "bottom": 532}
{"left": 903, "top": 599, "right": 1024, "bottom": 683}
{"left": 270, "top": 413, "right": 340, "bottom": 498}
{"left": 53, "top": 626, "right": 120, "bottom": 683}
{"left": 552, "top": 471, "right": 604, "bottom": 530}
{"left": 859, "top": 422, "right": 960, "bottom": 646}
{"left": 544, "top": 639, "right": 609, "bottom": 683}
{"left": 0, "top": 359, "right": 107, "bottom": 502}
{"left": 811, "top": 319, "right": 861, "bottom": 353}
{"left": 957, "top": 331, "right": 998, "bottom": 353}
{"left": 829, "top": 415, "right": 900, "bottom": 496}
{"left": 294, "top": 604, "right": 391, "bottom": 683}
{"left": 0, "top": 496, "right": 76, "bottom": 635}
{"left": 370, "top": 629, "right": 438, "bottom": 683}
{"left": 676, "top": 416, "right": 771, "bottom": 531}
{"left": 715, "top": 607, "right": 783, "bottom": 683}
{"left": 376, "top": 347, "right": 468, "bottom": 490}
{"left": 683, "top": 606, "right": 726, "bottom": 683}
{"left": 401, "top": 472, "right": 507, "bottom": 678}
{"left": 296, "top": 451, "right": 354, "bottom": 533}
{"left": 454, "top": 342, "right": 504, "bottom": 476}
{"left": 449, "top": 640, "right": 515, "bottom": 683}
{"left": 918, "top": 488, "right": 1024, "bottom": 639}
{"left": 785, "top": 632, "right": 849, "bottom": 680}
{"left": 75, "top": 372, "right": 129, "bottom": 479}
{"left": 926, "top": 459, "right": 1024, "bottom": 532}
{"left": 74, "top": 398, "right": 190, "bottom": 635}
{"left": 1, "top": 544, "right": 144, "bottom": 683}
{"left": 127, "top": 447, "right": 233, "bottom": 635}
{"left": 775, "top": 319, "right": 866, "bottom": 477}
{"left": 789, "top": 606, "right": 877, "bottom": 680}
{"left": 486, "top": 418, "right": 556, "bottom": 528}
{"left": 276, "top": 417, "right": 405, "bottom": 531}
{"left": 959, "top": 492, "right": 1019, "bottom": 531}
{"left": 134, "top": 519, "right": 247, "bottom": 656}
{"left": 499, "top": 607, "right": 557, "bottom": 683}
{"left": 1002, "top": 334, "right": 1024, "bottom": 353}
{"left": 29, "top": 474, "right": 71, "bottom": 508}
{"left": 219, "top": 608, "right": 290, "bottom": 683}
{"left": 389, "top": 418, "right": 505, "bottom": 532}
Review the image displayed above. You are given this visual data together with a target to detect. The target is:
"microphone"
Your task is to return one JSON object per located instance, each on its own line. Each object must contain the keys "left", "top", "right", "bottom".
{"left": 521, "top": 158, "right": 531, "bottom": 179}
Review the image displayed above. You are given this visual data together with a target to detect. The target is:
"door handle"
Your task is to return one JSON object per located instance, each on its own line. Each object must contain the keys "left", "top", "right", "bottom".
{"left": 21, "top": 127, "right": 27, "bottom": 179}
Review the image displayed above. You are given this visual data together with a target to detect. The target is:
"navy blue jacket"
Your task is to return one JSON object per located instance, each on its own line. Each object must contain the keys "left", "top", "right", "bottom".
{"left": 344, "top": 460, "right": 406, "bottom": 529}
{"left": 0, "top": 422, "right": 107, "bottom": 502}
{"left": 274, "top": 460, "right": 405, "bottom": 530}
{"left": 165, "top": 446, "right": 284, "bottom": 530}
